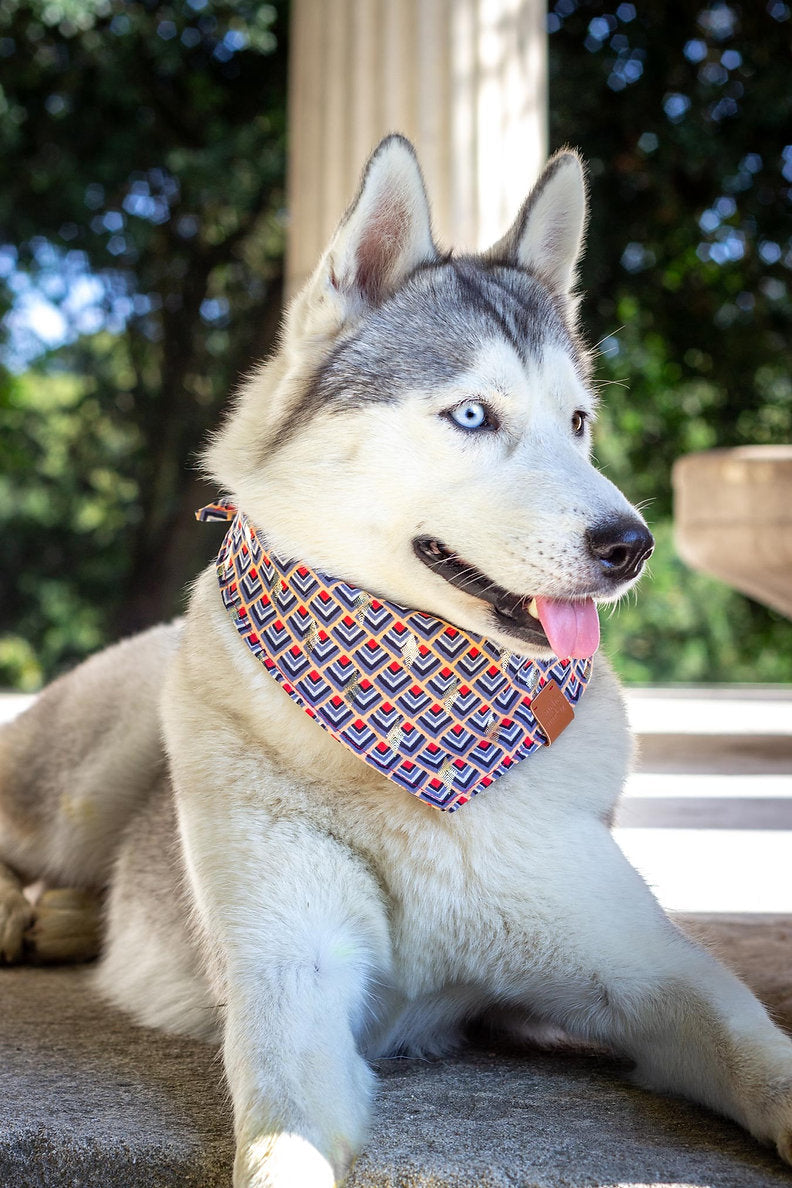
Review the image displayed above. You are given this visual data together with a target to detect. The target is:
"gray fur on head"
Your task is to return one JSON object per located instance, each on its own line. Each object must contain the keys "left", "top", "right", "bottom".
{"left": 206, "top": 135, "right": 590, "bottom": 480}
{"left": 267, "top": 137, "right": 589, "bottom": 451}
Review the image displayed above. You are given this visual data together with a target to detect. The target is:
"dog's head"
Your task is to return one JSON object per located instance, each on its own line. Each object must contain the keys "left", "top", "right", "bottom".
{"left": 206, "top": 135, "right": 653, "bottom": 659}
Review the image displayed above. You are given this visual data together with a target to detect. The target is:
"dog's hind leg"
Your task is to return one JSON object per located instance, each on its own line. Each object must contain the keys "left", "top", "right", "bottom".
{"left": 95, "top": 776, "right": 218, "bottom": 1041}
{"left": 0, "top": 622, "right": 180, "bottom": 963}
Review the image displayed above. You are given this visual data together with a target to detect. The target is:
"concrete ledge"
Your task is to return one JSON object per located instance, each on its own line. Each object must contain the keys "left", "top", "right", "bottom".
{"left": 0, "top": 966, "right": 233, "bottom": 1187}
{"left": 2, "top": 927, "right": 791, "bottom": 1188}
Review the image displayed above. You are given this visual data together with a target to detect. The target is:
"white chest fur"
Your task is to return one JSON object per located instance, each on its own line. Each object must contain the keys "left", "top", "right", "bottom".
{"left": 164, "top": 569, "right": 633, "bottom": 1045}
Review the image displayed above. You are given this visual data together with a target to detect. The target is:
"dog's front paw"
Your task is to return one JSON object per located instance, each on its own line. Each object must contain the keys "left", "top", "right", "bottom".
{"left": 779, "top": 1129, "right": 792, "bottom": 1167}
{"left": 25, "top": 888, "right": 102, "bottom": 963}
{"left": 0, "top": 884, "right": 33, "bottom": 963}
{"left": 748, "top": 1077, "right": 792, "bottom": 1169}
{"left": 234, "top": 1132, "right": 350, "bottom": 1188}
{"left": 775, "top": 1094, "right": 792, "bottom": 1168}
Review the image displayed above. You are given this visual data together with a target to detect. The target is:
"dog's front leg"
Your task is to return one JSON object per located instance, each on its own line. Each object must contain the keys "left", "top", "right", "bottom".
{"left": 525, "top": 823, "right": 792, "bottom": 1163}
{"left": 177, "top": 792, "right": 390, "bottom": 1188}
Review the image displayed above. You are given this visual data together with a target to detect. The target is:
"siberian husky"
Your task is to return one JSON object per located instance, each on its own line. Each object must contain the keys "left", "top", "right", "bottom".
{"left": 1, "top": 136, "right": 791, "bottom": 1187}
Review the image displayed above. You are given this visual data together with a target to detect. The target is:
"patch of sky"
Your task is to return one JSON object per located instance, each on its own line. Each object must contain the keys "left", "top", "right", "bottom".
{"left": 45, "top": 93, "right": 69, "bottom": 116}
{"left": 599, "top": 335, "right": 620, "bottom": 358}
{"left": 176, "top": 214, "right": 200, "bottom": 239}
{"left": 2, "top": 265, "right": 106, "bottom": 369}
{"left": 781, "top": 146, "right": 792, "bottom": 183}
{"left": 588, "top": 15, "right": 616, "bottom": 41}
{"left": 723, "top": 168, "right": 754, "bottom": 194}
{"left": 663, "top": 93, "right": 690, "bottom": 122}
{"left": 637, "top": 131, "right": 658, "bottom": 153}
{"left": 684, "top": 39, "right": 707, "bottom": 63}
{"left": 759, "top": 241, "right": 782, "bottom": 265}
{"left": 608, "top": 50, "right": 644, "bottom": 90}
{"left": 148, "top": 167, "right": 180, "bottom": 202}
{"left": 0, "top": 245, "right": 18, "bottom": 278}
{"left": 200, "top": 297, "right": 229, "bottom": 323}
{"left": 84, "top": 182, "right": 104, "bottom": 211}
{"left": 699, "top": 61, "right": 728, "bottom": 85}
{"left": 709, "top": 96, "right": 739, "bottom": 121}
{"left": 0, "top": 242, "right": 143, "bottom": 370}
{"left": 214, "top": 28, "right": 247, "bottom": 60}
{"left": 714, "top": 196, "right": 736, "bottom": 218}
{"left": 697, "top": 3, "right": 736, "bottom": 40}
{"left": 761, "top": 277, "right": 787, "bottom": 301}
{"left": 123, "top": 181, "right": 170, "bottom": 225}
{"left": 696, "top": 228, "right": 746, "bottom": 265}
{"left": 699, "top": 209, "right": 721, "bottom": 234}
{"left": 621, "top": 242, "right": 655, "bottom": 272}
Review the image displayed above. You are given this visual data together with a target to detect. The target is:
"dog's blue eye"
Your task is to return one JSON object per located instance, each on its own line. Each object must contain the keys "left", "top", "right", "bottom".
{"left": 447, "top": 401, "right": 495, "bottom": 432}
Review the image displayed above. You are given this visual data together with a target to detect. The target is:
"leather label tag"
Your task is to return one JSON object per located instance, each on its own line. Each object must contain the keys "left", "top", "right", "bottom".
{"left": 531, "top": 681, "right": 575, "bottom": 745}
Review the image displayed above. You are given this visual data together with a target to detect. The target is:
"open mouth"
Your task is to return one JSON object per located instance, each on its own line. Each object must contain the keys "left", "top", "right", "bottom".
{"left": 412, "top": 536, "right": 600, "bottom": 657}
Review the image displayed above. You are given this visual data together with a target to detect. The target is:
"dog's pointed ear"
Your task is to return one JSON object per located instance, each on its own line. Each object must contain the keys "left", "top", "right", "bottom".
{"left": 483, "top": 150, "right": 587, "bottom": 296}
{"left": 296, "top": 135, "right": 437, "bottom": 334}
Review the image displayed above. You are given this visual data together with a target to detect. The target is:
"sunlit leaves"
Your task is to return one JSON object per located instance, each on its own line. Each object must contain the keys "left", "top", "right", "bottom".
{"left": 550, "top": 1, "right": 792, "bottom": 680}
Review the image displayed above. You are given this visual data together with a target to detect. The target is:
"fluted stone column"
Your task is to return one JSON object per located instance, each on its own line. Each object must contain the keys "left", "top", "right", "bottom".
{"left": 286, "top": 0, "right": 548, "bottom": 296}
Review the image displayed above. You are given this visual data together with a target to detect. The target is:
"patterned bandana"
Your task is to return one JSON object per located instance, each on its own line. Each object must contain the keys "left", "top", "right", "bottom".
{"left": 197, "top": 500, "right": 592, "bottom": 812}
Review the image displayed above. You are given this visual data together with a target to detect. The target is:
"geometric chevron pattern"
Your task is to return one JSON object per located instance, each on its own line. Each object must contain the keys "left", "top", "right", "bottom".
{"left": 197, "top": 500, "right": 592, "bottom": 812}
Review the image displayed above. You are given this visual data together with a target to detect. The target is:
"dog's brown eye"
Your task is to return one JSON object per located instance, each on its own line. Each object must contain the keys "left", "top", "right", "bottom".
{"left": 571, "top": 410, "right": 587, "bottom": 436}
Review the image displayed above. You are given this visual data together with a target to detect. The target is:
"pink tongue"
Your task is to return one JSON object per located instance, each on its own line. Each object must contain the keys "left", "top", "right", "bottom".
{"left": 533, "top": 596, "right": 600, "bottom": 659}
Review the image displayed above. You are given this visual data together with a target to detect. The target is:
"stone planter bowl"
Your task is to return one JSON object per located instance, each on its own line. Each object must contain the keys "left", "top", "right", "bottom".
{"left": 673, "top": 445, "right": 792, "bottom": 620}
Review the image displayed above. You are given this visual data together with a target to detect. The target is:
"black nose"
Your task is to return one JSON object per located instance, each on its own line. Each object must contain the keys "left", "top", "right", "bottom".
{"left": 586, "top": 517, "right": 654, "bottom": 582}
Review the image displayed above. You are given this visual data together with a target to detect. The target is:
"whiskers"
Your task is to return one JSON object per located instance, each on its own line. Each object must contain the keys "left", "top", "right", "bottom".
{"left": 429, "top": 546, "right": 525, "bottom": 609}
{"left": 436, "top": 549, "right": 490, "bottom": 595}
{"left": 603, "top": 581, "right": 642, "bottom": 621}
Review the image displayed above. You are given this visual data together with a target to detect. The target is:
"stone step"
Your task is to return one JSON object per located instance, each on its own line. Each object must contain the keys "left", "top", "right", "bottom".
{"left": 616, "top": 686, "right": 792, "bottom": 915}
{"left": 2, "top": 923, "right": 791, "bottom": 1188}
{"left": 2, "top": 687, "right": 791, "bottom": 1185}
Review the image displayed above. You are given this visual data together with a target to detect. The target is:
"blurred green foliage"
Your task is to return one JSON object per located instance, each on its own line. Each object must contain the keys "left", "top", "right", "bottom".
{"left": 548, "top": 0, "right": 792, "bottom": 682}
{"left": 0, "top": 0, "right": 288, "bottom": 687}
{"left": 1, "top": 0, "right": 790, "bottom": 689}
